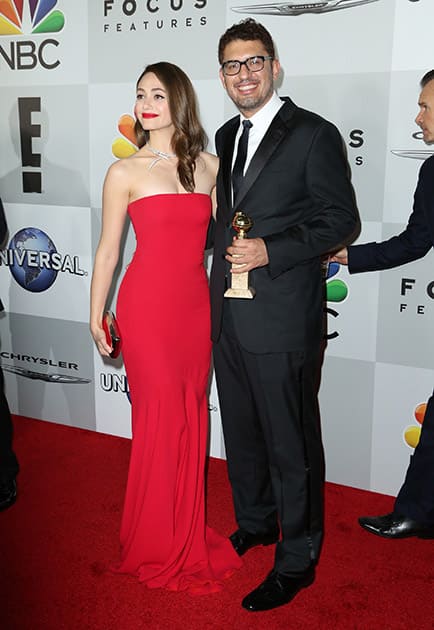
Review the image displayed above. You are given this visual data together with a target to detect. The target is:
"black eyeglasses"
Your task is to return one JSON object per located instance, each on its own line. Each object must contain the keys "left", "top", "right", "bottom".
{"left": 221, "top": 55, "right": 274, "bottom": 76}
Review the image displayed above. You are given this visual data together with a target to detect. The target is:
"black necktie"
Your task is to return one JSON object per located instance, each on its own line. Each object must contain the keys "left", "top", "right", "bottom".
{"left": 232, "top": 119, "right": 253, "bottom": 200}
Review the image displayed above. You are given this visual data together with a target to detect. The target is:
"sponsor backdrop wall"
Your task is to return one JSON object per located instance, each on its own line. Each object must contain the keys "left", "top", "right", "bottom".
{"left": 0, "top": 0, "right": 433, "bottom": 497}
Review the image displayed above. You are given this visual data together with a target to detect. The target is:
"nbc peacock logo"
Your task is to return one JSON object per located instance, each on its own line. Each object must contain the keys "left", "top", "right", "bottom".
{"left": 0, "top": 0, "right": 65, "bottom": 70}
{"left": 0, "top": 0, "right": 64, "bottom": 35}
{"left": 403, "top": 402, "right": 426, "bottom": 449}
{"left": 112, "top": 114, "right": 138, "bottom": 159}
{"left": 323, "top": 262, "right": 348, "bottom": 340}
{"left": 325, "top": 261, "right": 348, "bottom": 303}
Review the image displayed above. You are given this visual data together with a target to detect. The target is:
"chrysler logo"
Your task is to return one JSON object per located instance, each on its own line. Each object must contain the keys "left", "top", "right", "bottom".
{"left": 391, "top": 150, "right": 434, "bottom": 160}
{"left": 391, "top": 132, "right": 434, "bottom": 160}
{"left": 231, "top": 0, "right": 379, "bottom": 16}
{"left": 2, "top": 364, "right": 90, "bottom": 384}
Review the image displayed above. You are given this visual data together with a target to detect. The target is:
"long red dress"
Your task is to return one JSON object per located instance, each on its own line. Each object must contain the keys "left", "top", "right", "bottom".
{"left": 114, "top": 193, "right": 241, "bottom": 594}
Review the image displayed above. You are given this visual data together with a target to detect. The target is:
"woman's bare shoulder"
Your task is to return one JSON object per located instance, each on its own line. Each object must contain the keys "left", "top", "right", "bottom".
{"left": 198, "top": 151, "right": 219, "bottom": 175}
{"left": 105, "top": 151, "right": 149, "bottom": 182}
{"left": 106, "top": 156, "right": 133, "bottom": 178}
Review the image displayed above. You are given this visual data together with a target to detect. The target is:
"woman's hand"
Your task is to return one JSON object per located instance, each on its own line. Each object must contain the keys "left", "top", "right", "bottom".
{"left": 91, "top": 324, "right": 112, "bottom": 357}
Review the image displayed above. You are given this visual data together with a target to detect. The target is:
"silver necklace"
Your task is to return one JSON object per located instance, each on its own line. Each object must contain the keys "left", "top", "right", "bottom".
{"left": 146, "top": 145, "right": 176, "bottom": 170}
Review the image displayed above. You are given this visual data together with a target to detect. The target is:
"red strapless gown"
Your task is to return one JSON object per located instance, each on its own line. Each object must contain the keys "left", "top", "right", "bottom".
{"left": 113, "top": 193, "right": 241, "bottom": 594}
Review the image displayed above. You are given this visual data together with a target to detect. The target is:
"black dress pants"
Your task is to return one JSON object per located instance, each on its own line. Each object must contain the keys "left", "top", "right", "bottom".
{"left": 0, "top": 366, "right": 19, "bottom": 482}
{"left": 213, "top": 302, "right": 324, "bottom": 575}
{"left": 394, "top": 390, "right": 434, "bottom": 524}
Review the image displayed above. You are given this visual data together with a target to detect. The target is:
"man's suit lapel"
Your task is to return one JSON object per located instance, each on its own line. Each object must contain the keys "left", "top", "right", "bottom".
{"left": 220, "top": 118, "right": 239, "bottom": 213}
{"left": 234, "top": 99, "right": 296, "bottom": 209}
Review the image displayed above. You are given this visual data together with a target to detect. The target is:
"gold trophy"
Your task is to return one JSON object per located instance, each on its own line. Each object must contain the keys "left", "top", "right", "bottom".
{"left": 224, "top": 211, "right": 256, "bottom": 299}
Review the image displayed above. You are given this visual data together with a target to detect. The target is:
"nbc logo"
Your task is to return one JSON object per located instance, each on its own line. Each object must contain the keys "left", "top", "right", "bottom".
{"left": 403, "top": 402, "right": 426, "bottom": 449}
{"left": 112, "top": 114, "right": 138, "bottom": 159}
{"left": 325, "top": 262, "right": 348, "bottom": 303}
{"left": 0, "top": 0, "right": 65, "bottom": 70}
{"left": 0, "top": 0, "right": 64, "bottom": 35}
{"left": 323, "top": 262, "right": 348, "bottom": 340}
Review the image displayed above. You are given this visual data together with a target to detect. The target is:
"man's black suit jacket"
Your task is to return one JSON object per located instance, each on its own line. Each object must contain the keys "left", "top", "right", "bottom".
{"left": 348, "top": 155, "right": 434, "bottom": 272}
{"left": 209, "top": 97, "right": 359, "bottom": 354}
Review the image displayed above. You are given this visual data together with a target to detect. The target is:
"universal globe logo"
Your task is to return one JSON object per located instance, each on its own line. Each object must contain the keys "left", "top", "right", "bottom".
{"left": 1, "top": 227, "right": 86, "bottom": 293}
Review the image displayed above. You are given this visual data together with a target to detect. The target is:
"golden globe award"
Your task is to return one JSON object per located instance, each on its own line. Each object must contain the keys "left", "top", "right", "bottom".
{"left": 224, "top": 211, "right": 256, "bottom": 299}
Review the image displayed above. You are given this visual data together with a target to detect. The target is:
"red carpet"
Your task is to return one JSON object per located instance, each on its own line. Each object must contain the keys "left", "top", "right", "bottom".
{"left": 1, "top": 416, "right": 433, "bottom": 630}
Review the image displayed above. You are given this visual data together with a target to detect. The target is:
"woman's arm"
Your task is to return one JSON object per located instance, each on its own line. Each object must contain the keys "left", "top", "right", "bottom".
{"left": 90, "top": 161, "right": 130, "bottom": 355}
{"left": 204, "top": 152, "right": 219, "bottom": 220}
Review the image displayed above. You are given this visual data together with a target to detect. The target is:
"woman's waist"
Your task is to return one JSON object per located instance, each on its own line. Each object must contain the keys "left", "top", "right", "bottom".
{"left": 128, "top": 254, "right": 207, "bottom": 269}
{"left": 121, "top": 260, "right": 209, "bottom": 286}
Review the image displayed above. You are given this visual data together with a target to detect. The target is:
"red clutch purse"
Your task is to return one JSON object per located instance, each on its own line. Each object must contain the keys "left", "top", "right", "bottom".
{"left": 102, "top": 310, "right": 122, "bottom": 359}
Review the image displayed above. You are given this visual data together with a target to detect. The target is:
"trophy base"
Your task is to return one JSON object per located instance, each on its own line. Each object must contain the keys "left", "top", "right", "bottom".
{"left": 224, "top": 262, "right": 255, "bottom": 299}
{"left": 224, "top": 287, "right": 256, "bottom": 299}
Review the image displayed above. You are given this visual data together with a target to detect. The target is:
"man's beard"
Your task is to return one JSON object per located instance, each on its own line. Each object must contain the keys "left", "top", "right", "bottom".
{"left": 229, "top": 83, "right": 273, "bottom": 114}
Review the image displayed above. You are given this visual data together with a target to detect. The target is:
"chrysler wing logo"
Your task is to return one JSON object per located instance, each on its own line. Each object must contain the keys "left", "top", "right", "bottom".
{"left": 391, "top": 132, "right": 434, "bottom": 161}
{"left": 2, "top": 364, "right": 90, "bottom": 384}
{"left": 391, "top": 150, "right": 434, "bottom": 161}
{"left": 231, "top": 0, "right": 379, "bottom": 16}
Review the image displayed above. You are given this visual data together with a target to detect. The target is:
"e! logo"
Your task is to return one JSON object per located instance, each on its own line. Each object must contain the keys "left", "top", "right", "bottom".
{"left": 18, "top": 97, "right": 42, "bottom": 193}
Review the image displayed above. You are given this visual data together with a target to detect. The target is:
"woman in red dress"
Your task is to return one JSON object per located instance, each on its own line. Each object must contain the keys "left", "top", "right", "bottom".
{"left": 90, "top": 62, "right": 241, "bottom": 594}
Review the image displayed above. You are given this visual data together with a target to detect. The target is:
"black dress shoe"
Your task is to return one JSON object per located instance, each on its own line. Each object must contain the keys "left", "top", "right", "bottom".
{"left": 229, "top": 527, "right": 279, "bottom": 556}
{"left": 358, "top": 512, "right": 434, "bottom": 539}
{"left": 0, "top": 478, "right": 17, "bottom": 512}
{"left": 242, "top": 568, "right": 315, "bottom": 612}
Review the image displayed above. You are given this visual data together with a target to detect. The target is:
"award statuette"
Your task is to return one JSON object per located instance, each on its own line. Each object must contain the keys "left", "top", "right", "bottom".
{"left": 224, "top": 211, "right": 256, "bottom": 299}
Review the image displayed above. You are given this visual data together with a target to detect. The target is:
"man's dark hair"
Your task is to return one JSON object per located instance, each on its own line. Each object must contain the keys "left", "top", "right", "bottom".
{"left": 218, "top": 18, "right": 275, "bottom": 64}
{"left": 421, "top": 69, "right": 434, "bottom": 87}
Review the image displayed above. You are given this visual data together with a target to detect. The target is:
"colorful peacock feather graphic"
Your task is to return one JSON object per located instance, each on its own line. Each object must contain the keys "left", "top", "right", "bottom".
{"left": 404, "top": 402, "right": 426, "bottom": 449}
{"left": 0, "top": 0, "right": 64, "bottom": 35}
{"left": 112, "top": 114, "right": 138, "bottom": 159}
{"left": 325, "top": 261, "right": 348, "bottom": 302}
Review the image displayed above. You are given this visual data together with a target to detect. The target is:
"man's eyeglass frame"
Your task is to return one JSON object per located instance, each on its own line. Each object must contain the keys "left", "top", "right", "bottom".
{"left": 221, "top": 55, "right": 274, "bottom": 76}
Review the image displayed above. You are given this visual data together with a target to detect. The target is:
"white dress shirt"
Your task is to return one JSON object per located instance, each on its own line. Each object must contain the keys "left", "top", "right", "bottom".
{"left": 232, "top": 92, "right": 284, "bottom": 176}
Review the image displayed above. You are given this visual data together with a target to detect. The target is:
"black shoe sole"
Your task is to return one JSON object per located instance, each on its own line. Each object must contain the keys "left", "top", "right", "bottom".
{"left": 361, "top": 525, "right": 434, "bottom": 539}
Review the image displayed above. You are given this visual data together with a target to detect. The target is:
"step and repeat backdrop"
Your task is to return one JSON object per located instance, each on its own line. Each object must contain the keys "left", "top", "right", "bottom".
{"left": 0, "top": 0, "right": 433, "bottom": 496}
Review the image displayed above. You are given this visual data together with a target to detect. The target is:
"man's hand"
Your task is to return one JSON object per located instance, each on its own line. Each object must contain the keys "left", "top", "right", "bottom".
{"left": 226, "top": 237, "right": 269, "bottom": 273}
{"left": 330, "top": 247, "right": 348, "bottom": 266}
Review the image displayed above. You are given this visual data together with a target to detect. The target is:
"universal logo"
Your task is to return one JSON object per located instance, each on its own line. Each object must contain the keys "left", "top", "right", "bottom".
{"left": 100, "top": 372, "right": 131, "bottom": 403}
{"left": 0, "top": 227, "right": 87, "bottom": 293}
{"left": 0, "top": 0, "right": 65, "bottom": 70}
{"left": 102, "top": 0, "right": 208, "bottom": 33}
{"left": 391, "top": 131, "right": 434, "bottom": 161}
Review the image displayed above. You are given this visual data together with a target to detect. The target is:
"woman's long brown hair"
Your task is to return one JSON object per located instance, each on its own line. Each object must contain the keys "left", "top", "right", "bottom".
{"left": 134, "top": 62, "right": 207, "bottom": 193}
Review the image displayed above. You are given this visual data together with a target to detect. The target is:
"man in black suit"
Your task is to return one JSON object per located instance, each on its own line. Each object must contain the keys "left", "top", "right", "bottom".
{"left": 0, "top": 197, "right": 19, "bottom": 511}
{"left": 209, "top": 19, "right": 359, "bottom": 611}
{"left": 332, "top": 69, "right": 434, "bottom": 541}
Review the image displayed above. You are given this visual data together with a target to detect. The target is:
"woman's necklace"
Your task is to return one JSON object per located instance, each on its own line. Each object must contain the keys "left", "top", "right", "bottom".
{"left": 146, "top": 145, "right": 176, "bottom": 170}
